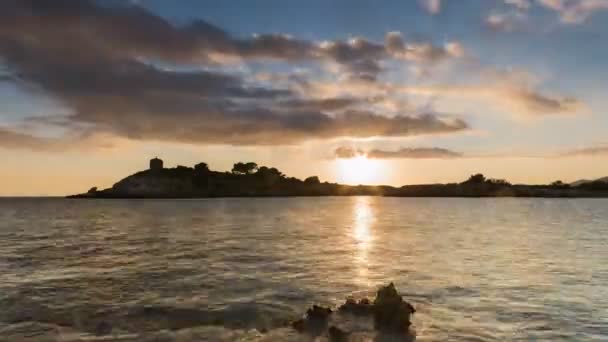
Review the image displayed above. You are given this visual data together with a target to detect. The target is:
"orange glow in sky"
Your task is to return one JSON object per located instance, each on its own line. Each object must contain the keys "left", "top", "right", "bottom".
{"left": 336, "top": 155, "right": 387, "bottom": 185}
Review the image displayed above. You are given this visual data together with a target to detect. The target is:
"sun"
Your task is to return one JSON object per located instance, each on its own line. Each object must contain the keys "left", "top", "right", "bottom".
{"left": 336, "top": 155, "right": 384, "bottom": 185}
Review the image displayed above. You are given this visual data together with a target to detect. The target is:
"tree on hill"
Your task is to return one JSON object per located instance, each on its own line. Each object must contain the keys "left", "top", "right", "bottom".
{"left": 194, "top": 162, "right": 209, "bottom": 173}
{"left": 232, "top": 162, "right": 259, "bottom": 175}
{"left": 463, "top": 173, "right": 486, "bottom": 184}
{"left": 305, "top": 176, "right": 321, "bottom": 184}
{"left": 550, "top": 180, "right": 569, "bottom": 188}
{"left": 487, "top": 178, "right": 511, "bottom": 186}
{"left": 255, "top": 166, "right": 285, "bottom": 185}
{"left": 257, "top": 166, "right": 284, "bottom": 178}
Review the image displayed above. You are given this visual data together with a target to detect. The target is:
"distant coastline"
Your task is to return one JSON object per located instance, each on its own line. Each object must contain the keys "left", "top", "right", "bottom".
{"left": 68, "top": 158, "right": 608, "bottom": 199}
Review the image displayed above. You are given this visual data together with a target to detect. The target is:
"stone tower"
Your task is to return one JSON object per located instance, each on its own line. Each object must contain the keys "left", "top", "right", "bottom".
{"left": 150, "top": 157, "right": 163, "bottom": 171}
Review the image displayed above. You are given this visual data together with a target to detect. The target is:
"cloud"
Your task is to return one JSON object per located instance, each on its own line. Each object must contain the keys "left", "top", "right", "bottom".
{"left": 300, "top": 63, "right": 582, "bottom": 118}
{"left": 399, "top": 84, "right": 582, "bottom": 117}
{"left": 560, "top": 145, "right": 608, "bottom": 156}
{"left": 335, "top": 146, "right": 362, "bottom": 159}
{"left": 0, "top": 127, "right": 61, "bottom": 151}
{"left": 505, "top": 0, "right": 532, "bottom": 10}
{"left": 335, "top": 146, "right": 463, "bottom": 159}
{"left": 538, "top": 0, "right": 608, "bottom": 23}
{"left": 276, "top": 98, "right": 361, "bottom": 112}
{"left": 334, "top": 144, "right": 608, "bottom": 161}
{"left": 368, "top": 147, "right": 463, "bottom": 159}
{"left": 419, "top": 0, "right": 442, "bottom": 14}
{"left": 385, "top": 32, "right": 465, "bottom": 62}
{"left": 501, "top": 88, "right": 581, "bottom": 115}
{"left": 0, "top": 49, "right": 468, "bottom": 146}
{"left": 0, "top": 127, "right": 123, "bottom": 152}
{"left": 0, "top": 0, "right": 470, "bottom": 149}
{"left": 0, "top": 1, "right": 461, "bottom": 73}
{"left": 494, "top": 0, "right": 608, "bottom": 29}
{"left": 484, "top": 13, "right": 526, "bottom": 32}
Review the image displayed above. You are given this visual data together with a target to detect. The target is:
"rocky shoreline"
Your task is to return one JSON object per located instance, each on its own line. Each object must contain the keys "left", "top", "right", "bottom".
{"left": 290, "top": 283, "right": 416, "bottom": 341}
{"left": 2, "top": 283, "right": 417, "bottom": 341}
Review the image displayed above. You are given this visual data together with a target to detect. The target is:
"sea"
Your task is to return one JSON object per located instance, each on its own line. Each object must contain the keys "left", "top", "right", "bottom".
{"left": 0, "top": 197, "right": 607, "bottom": 341}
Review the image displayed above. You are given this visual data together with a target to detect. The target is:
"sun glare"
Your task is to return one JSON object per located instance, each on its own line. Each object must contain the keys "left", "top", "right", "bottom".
{"left": 336, "top": 155, "right": 384, "bottom": 185}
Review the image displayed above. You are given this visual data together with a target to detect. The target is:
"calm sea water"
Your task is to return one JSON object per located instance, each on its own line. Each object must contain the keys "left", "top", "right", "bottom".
{"left": 1, "top": 197, "right": 607, "bottom": 341}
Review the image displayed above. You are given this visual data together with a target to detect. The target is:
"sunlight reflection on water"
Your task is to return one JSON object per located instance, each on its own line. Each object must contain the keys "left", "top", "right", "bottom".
{"left": 353, "top": 197, "right": 374, "bottom": 287}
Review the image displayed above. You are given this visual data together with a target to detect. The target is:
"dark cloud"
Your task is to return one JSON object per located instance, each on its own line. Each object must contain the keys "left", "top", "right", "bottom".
{"left": 0, "top": 0, "right": 469, "bottom": 148}
{"left": 276, "top": 98, "right": 361, "bottom": 112}
{"left": 368, "top": 147, "right": 463, "bottom": 159}
{"left": 1, "top": 0, "right": 462, "bottom": 66}
{"left": 335, "top": 146, "right": 463, "bottom": 159}
{"left": 335, "top": 146, "right": 362, "bottom": 159}
{"left": 0, "top": 36, "right": 468, "bottom": 146}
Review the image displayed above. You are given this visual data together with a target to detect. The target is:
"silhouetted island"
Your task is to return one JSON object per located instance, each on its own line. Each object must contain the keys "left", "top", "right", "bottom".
{"left": 69, "top": 158, "right": 608, "bottom": 198}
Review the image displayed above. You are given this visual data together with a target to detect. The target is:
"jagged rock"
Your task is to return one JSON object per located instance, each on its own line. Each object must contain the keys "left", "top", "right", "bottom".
{"left": 339, "top": 297, "right": 373, "bottom": 315}
{"left": 306, "top": 305, "right": 332, "bottom": 321}
{"left": 329, "top": 326, "right": 349, "bottom": 342}
{"left": 292, "top": 283, "right": 416, "bottom": 338}
{"left": 291, "top": 305, "right": 332, "bottom": 335}
{"left": 372, "top": 283, "right": 415, "bottom": 333}
{"left": 339, "top": 297, "right": 357, "bottom": 311}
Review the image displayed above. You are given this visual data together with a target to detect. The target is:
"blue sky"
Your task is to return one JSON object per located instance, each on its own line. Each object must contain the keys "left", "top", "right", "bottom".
{"left": 1, "top": 0, "right": 608, "bottom": 195}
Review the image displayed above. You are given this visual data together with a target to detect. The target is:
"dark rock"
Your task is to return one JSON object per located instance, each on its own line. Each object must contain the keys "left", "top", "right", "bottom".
{"left": 329, "top": 325, "right": 349, "bottom": 342}
{"left": 339, "top": 297, "right": 373, "bottom": 315}
{"left": 340, "top": 297, "right": 357, "bottom": 309}
{"left": 306, "top": 305, "right": 332, "bottom": 321}
{"left": 291, "top": 318, "right": 305, "bottom": 332}
{"left": 95, "top": 321, "right": 112, "bottom": 336}
{"left": 291, "top": 305, "right": 332, "bottom": 335}
{"left": 372, "top": 283, "right": 415, "bottom": 333}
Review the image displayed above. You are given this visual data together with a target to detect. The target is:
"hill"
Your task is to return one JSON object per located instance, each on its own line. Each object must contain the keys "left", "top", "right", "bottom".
{"left": 571, "top": 176, "right": 608, "bottom": 187}
{"left": 69, "top": 159, "right": 608, "bottom": 198}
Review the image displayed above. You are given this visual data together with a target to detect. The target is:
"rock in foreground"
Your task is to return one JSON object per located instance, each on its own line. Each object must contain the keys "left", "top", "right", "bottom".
{"left": 292, "top": 282, "right": 416, "bottom": 340}
{"left": 372, "top": 283, "right": 416, "bottom": 333}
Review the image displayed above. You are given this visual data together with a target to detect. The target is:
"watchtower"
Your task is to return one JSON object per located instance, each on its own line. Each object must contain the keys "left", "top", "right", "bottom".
{"left": 150, "top": 157, "right": 163, "bottom": 171}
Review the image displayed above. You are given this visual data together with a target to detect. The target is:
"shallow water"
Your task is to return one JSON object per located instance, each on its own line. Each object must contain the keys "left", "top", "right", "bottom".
{"left": 1, "top": 197, "right": 607, "bottom": 341}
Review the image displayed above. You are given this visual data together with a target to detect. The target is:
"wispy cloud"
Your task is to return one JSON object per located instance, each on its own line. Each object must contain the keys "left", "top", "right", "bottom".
{"left": 484, "top": 12, "right": 528, "bottom": 32}
{"left": 538, "top": 0, "right": 608, "bottom": 24}
{"left": 419, "top": 0, "right": 442, "bottom": 15}
{"left": 505, "top": 0, "right": 532, "bottom": 10}
{"left": 335, "top": 146, "right": 463, "bottom": 159}
{"left": 334, "top": 144, "right": 608, "bottom": 160}
{"left": 559, "top": 145, "right": 608, "bottom": 156}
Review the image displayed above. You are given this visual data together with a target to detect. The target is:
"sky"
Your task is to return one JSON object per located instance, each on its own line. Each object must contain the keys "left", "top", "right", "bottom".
{"left": 1, "top": 0, "right": 608, "bottom": 195}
